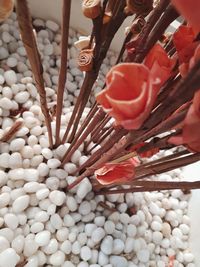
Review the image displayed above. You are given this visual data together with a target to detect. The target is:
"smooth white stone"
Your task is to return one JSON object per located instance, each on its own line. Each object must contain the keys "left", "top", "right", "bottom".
{"left": 0, "top": 228, "right": 14, "bottom": 242}
{"left": 71, "top": 150, "right": 81, "bottom": 164}
{"left": 21, "top": 146, "right": 34, "bottom": 159}
{"left": 46, "top": 20, "right": 59, "bottom": 31}
{"left": 10, "top": 138, "right": 25, "bottom": 151}
{"left": 12, "top": 195, "right": 30, "bottom": 213}
{"left": 112, "top": 239, "right": 125, "bottom": 255}
{"left": 62, "top": 262, "right": 75, "bottom": 267}
{"left": 152, "top": 231, "right": 163, "bottom": 245}
{"left": 7, "top": 57, "right": 17, "bottom": 67}
{"left": 110, "top": 256, "right": 128, "bottom": 267}
{"left": 0, "top": 170, "right": 7, "bottom": 186}
{"left": 42, "top": 148, "right": 53, "bottom": 159}
{"left": 79, "top": 201, "right": 91, "bottom": 215}
{"left": 127, "top": 224, "right": 137, "bottom": 237}
{"left": 24, "top": 169, "right": 39, "bottom": 182}
{"left": 151, "top": 221, "right": 162, "bottom": 232}
{"left": 64, "top": 162, "right": 77, "bottom": 174}
{"left": 0, "top": 248, "right": 20, "bottom": 267}
{"left": 100, "top": 236, "right": 113, "bottom": 255}
{"left": 98, "top": 251, "right": 109, "bottom": 266}
{"left": 183, "top": 253, "right": 194, "bottom": 263}
{"left": 64, "top": 214, "right": 75, "bottom": 227}
{"left": 4, "top": 70, "right": 17, "bottom": 86}
{"left": 47, "top": 158, "right": 61, "bottom": 169}
{"left": 104, "top": 220, "right": 115, "bottom": 234}
{"left": 4, "top": 213, "right": 19, "bottom": 229}
{"left": 11, "top": 235, "right": 25, "bottom": 254}
{"left": 36, "top": 188, "right": 49, "bottom": 200}
{"left": 0, "top": 97, "right": 13, "bottom": 110}
{"left": 8, "top": 152, "right": 22, "bottom": 169}
{"left": 137, "top": 249, "right": 150, "bottom": 263}
{"left": 60, "top": 240, "right": 71, "bottom": 254}
{"left": 43, "top": 238, "right": 58, "bottom": 254}
{"left": 49, "top": 190, "right": 66, "bottom": 206}
{"left": 35, "top": 230, "right": 51, "bottom": 246}
{"left": 66, "top": 196, "right": 77, "bottom": 211}
{"left": 24, "top": 182, "right": 40, "bottom": 193}
{"left": 0, "top": 153, "right": 10, "bottom": 168}
{"left": 124, "top": 237, "right": 135, "bottom": 253}
{"left": 77, "top": 178, "right": 92, "bottom": 199}
{"left": 50, "top": 214, "right": 62, "bottom": 230}
{"left": 37, "top": 163, "right": 49, "bottom": 177}
{"left": 35, "top": 211, "right": 49, "bottom": 223}
{"left": 0, "top": 192, "right": 10, "bottom": 208}
{"left": 49, "top": 251, "right": 65, "bottom": 266}
{"left": 8, "top": 168, "right": 24, "bottom": 181}
{"left": 24, "top": 238, "right": 39, "bottom": 257}
{"left": 91, "top": 227, "right": 105, "bottom": 243}
{"left": 72, "top": 241, "right": 81, "bottom": 255}
{"left": 30, "top": 222, "right": 44, "bottom": 233}
{"left": 0, "top": 236, "right": 10, "bottom": 253}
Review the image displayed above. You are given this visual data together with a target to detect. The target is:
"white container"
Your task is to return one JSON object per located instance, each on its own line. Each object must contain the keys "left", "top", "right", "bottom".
{"left": 25, "top": 1, "right": 200, "bottom": 266}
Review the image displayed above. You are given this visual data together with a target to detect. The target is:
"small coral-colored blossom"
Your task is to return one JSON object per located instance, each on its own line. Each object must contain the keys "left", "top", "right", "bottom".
{"left": 129, "top": 142, "right": 160, "bottom": 158}
{"left": 169, "top": 91, "right": 200, "bottom": 152}
{"left": 173, "top": 25, "right": 199, "bottom": 77}
{"left": 171, "top": 0, "right": 200, "bottom": 35}
{"left": 144, "top": 43, "right": 175, "bottom": 86}
{"left": 94, "top": 157, "right": 140, "bottom": 185}
{"left": 96, "top": 44, "right": 173, "bottom": 130}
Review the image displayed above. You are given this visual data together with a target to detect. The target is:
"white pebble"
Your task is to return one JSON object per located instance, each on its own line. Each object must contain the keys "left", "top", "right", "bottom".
{"left": 12, "top": 195, "right": 30, "bottom": 213}
{"left": 49, "top": 251, "right": 65, "bottom": 266}
{"left": 77, "top": 178, "right": 92, "bottom": 199}
{"left": 101, "top": 236, "right": 113, "bottom": 255}
{"left": 35, "top": 230, "right": 51, "bottom": 246}
{"left": 91, "top": 227, "right": 105, "bottom": 243}
{"left": 49, "top": 190, "right": 66, "bottom": 206}
{"left": 46, "top": 20, "right": 59, "bottom": 32}
{"left": 0, "top": 248, "right": 20, "bottom": 267}
{"left": 47, "top": 158, "right": 61, "bottom": 169}
{"left": 137, "top": 249, "right": 150, "bottom": 263}
{"left": 4, "top": 70, "right": 17, "bottom": 86}
{"left": 4, "top": 213, "right": 18, "bottom": 230}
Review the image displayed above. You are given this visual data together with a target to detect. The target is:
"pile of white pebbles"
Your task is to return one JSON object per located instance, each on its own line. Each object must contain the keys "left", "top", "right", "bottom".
{"left": 0, "top": 12, "right": 196, "bottom": 267}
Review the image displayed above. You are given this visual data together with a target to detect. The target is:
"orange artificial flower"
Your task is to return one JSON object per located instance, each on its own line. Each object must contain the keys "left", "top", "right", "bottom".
{"left": 171, "top": 0, "right": 200, "bottom": 36}
{"left": 96, "top": 44, "right": 174, "bottom": 130}
{"left": 96, "top": 63, "right": 159, "bottom": 129}
{"left": 168, "top": 255, "right": 175, "bottom": 267}
{"left": 94, "top": 157, "right": 140, "bottom": 185}
{"left": 169, "top": 91, "right": 200, "bottom": 152}
{"left": 173, "top": 25, "right": 199, "bottom": 77}
{"left": 144, "top": 43, "right": 175, "bottom": 86}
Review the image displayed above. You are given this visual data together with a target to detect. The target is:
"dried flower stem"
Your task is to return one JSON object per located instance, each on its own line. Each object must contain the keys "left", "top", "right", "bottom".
{"left": 16, "top": 0, "right": 53, "bottom": 148}
{"left": 97, "top": 180, "right": 200, "bottom": 195}
{"left": 127, "top": 0, "right": 170, "bottom": 62}
{"left": 0, "top": 120, "right": 23, "bottom": 142}
{"left": 61, "top": 108, "right": 106, "bottom": 166}
{"left": 55, "top": 0, "right": 71, "bottom": 147}
{"left": 62, "top": 2, "right": 127, "bottom": 144}
{"left": 135, "top": 4, "right": 179, "bottom": 62}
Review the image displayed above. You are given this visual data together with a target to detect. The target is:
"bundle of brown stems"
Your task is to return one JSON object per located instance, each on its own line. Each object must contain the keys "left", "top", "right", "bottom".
{"left": 16, "top": 0, "right": 200, "bottom": 196}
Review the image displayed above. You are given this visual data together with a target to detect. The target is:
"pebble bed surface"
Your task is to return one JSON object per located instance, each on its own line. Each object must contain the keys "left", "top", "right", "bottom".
{"left": 0, "top": 12, "right": 196, "bottom": 267}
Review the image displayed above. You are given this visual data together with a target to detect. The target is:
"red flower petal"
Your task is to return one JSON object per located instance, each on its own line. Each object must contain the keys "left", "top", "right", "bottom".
{"left": 172, "top": 0, "right": 200, "bottom": 35}
{"left": 95, "top": 158, "right": 140, "bottom": 185}
{"left": 144, "top": 43, "right": 175, "bottom": 85}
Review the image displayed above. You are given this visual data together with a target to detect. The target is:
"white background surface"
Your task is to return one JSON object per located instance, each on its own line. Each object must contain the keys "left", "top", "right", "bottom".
{"left": 27, "top": 1, "right": 200, "bottom": 265}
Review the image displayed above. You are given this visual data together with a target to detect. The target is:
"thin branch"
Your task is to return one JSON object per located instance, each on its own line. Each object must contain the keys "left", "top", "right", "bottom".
{"left": 55, "top": 0, "right": 71, "bottom": 147}
{"left": 16, "top": 0, "right": 53, "bottom": 148}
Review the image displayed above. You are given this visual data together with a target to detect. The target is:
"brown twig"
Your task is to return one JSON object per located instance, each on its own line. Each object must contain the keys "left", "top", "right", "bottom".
{"left": 0, "top": 121, "right": 23, "bottom": 142}
{"left": 55, "top": 0, "right": 71, "bottom": 147}
{"left": 16, "top": 0, "right": 53, "bottom": 148}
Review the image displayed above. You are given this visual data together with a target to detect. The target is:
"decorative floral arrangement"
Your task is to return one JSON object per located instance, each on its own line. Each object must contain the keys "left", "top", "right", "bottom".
{"left": 1, "top": 0, "right": 200, "bottom": 196}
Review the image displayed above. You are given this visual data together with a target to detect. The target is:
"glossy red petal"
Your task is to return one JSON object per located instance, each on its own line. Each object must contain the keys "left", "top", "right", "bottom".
{"left": 95, "top": 158, "right": 139, "bottom": 185}
{"left": 172, "top": 0, "right": 200, "bottom": 35}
